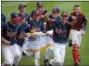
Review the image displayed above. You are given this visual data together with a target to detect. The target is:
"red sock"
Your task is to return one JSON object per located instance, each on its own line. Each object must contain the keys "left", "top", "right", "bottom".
{"left": 72, "top": 44, "right": 79, "bottom": 63}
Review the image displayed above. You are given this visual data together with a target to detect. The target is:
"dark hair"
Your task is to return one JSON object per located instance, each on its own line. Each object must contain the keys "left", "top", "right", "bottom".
{"left": 74, "top": 5, "right": 80, "bottom": 8}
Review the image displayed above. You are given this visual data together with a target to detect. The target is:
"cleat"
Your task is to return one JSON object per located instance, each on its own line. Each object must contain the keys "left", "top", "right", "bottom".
{"left": 68, "top": 39, "right": 72, "bottom": 47}
{"left": 74, "top": 61, "right": 80, "bottom": 66}
{"left": 49, "top": 63, "right": 53, "bottom": 66}
{"left": 44, "top": 59, "right": 49, "bottom": 66}
{"left": 22, "top": 52, "right": 26, "bottom": 56}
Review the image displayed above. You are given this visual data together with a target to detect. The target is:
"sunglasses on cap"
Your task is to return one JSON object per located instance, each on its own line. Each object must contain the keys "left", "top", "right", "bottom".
{"left": 61, "top": 15, "right": 68, "bottom": 17}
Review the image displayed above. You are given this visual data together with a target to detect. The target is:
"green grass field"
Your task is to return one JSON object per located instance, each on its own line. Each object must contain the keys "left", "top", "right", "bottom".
{"left": 1, "top": 1, "right": 89, "bottom": 66}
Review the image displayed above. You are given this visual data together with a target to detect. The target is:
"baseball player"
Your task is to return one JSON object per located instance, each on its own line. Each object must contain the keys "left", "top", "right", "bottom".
{"left": 1, "top": 12, "right": 22, "bottom": 66}
{"left": 47, "top": 11, "right": 71, "bottom": 66}
{"left": 68, "top": 5, "right": 87, "bottom": 66}
{"left": 16, "top": 13, "right": 29, "bottom": 48}
{"left": 18, "top": 4, "right": 28, "bottom": 22}
{"left": 27, "top": 2, "right": 48, "bottom": 30}
{"left": 28, "top": 2, "right": 48, "bottom": 21}
{"left": 1, "top": 13, "right": 6, "bottom": 26}
{"left": 36, "top": 2, "right": 48, "bottom": 16}
{"left": 44, "top": 7, "right": 62, "bottom": 66}
{"left": 22, "top": 10, "right": 45, "bottom": 66}
{"left": 46, "top": 7, "right": 61, "bottom": 31}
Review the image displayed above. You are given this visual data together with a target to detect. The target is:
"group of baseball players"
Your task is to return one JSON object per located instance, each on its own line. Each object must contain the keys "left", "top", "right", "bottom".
{"left": 1, "top": 2, "right": 87, "bottom": 66}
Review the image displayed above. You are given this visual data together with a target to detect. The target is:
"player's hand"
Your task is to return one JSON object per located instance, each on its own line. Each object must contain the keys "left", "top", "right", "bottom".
{"left": 68, "top": 39, "right": 72, "bottom": 47}
{"left": 2, "top": 37, "right": 11, "bottom": 45}
{"left": 19, "top": 33, "right": 27, "bottom": 39}
{"left": 31, "top": 29, "right": 36, "bottom": 33}
{"left": 4, "top": 40, "right": 11, "bottom": 45}
{"left": 81, "top": 30, "right": 85, "bottom": 36}
{"left": 71, "top": 16, "right": 76, "bottom": 20}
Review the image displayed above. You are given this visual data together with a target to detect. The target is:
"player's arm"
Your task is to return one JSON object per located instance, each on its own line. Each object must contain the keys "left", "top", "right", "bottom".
{"left": 17, "top": 31, "right": 27, "bottom": 39}
{"left": 81, "top": 16, "right": 88, "bottom": 35}
{"left": 41, "top": 10, "right": 48, "bottom": 19}
{"left": 1, "top": 37, "right": 11, "bottom": 45}
{"left": 27, "top": 24, "right": 37, "bottom": 33}
{"left": 1, "top": 24, "right": 11, "bottom": 45}
{"left": 82, "top": 16, "right": 87, "bottom": 31}
{"left": 68, "top": 16, "right": 77, "bottom": 27}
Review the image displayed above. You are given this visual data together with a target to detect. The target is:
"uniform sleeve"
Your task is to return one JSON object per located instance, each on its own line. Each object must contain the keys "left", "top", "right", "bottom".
{"left": 24, "top": 13, "right": 29, "bottom": 22}
{"left": 67, "top": 23, "right": 71, "bottom": 36}
{"left": 52, "top": 22, "right": 57, "bottom": 29}
{"left": 41, "top": 22, "right": 45, "bottom": 32}
{"left": 3, "top": 15, "right": 6, "bottom": 23}
{"left": 67, "top": 16, "right": 72, "bottom": 23}
{"left": 1, "top": 23, "right": 7, "bottom": 37}
{"left": 42, "top": 10, "right": 48, "bottom": 15}
{"left": 1, "top": 14, "right": 6, "bottom": 23}
{"left": 24, "top": 25, "right": 32, "bottom": 33}
{"left": 82, "top": 16, "right": 87, "bottom": 31}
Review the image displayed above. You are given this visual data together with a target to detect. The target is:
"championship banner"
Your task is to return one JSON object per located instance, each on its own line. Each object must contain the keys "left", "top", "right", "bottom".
{"left": 22, "top": 31, "right": 54, "bottom": 55}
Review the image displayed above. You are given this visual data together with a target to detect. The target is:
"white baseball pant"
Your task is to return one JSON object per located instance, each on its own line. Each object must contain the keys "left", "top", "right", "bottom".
{"left": 2, "top": 44, "right": 22, "bottom": 65}
{"left": 50, "top": 43, "right": 66, "bottom": 66}
{"left": 69, "top": 29, "right": 83, "bottom": 47}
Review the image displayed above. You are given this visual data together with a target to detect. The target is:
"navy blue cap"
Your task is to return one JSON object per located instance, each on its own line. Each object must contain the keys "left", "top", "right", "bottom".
{"left": 11, "top": 12, "right": 18, "bottom": 18}
{"left": 52, "top": 7, "right": 60, "bottom": 13}
{"left": 18, "top": 4, "right": 26, "bottom": 9}
{"left": 11, "top": 12, "right": 21, "bottom": 20}
{"left": 31, "top": 10, "right": 40, "bottom": 17}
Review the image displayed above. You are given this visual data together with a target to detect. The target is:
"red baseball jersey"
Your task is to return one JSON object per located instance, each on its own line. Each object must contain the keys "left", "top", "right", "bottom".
{"left": 68, "top": 12, "right": 87, "bottom": 30}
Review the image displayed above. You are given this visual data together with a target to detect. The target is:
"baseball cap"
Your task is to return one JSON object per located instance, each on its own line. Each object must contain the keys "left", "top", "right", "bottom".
{"left": 36, "top": 2, "right": 43, "bottom": 8}
{"left": 31, "top": 10, "right": 40, "bottom": 17}
{"left": 37, "top": 2, "right": 42, "bottom": 5}
{"left": 52, "top": 7, "right": 60, "bottom": 13}
{"left": 18, "top": 4, "right": 26, "bottom": 9}
{"left": 11, "top": 12, "right": 21, "bottom": 21}
{"left": 61, "top": 11, "right": 68, "bottom": 17}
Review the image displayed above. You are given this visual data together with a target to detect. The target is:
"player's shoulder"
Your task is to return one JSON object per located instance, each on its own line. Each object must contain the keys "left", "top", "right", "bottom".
{"left": 20, "top": 22, "right": 28, "bottom": 27}
{"left": 43, "top": 8, "right": 48, "bottom": 12}
{"left": 70, "top": 12, "right": 85, "bottom": 17}
{"left": 2, "top": 22, "right": 10, "bottom": 29}
{"left": 2, "top": 23, "right": 7, "bottom": 28}
{"left": 70, "top": 12, "right": 75, "bottom": 16}
{"left": 49, "top": 15, "right": 54, "bottom": 19}
{"left": 18, "top": 12, "right": 28, "bottom": 16}
{"left": 24, "top": 12, "right": 28, "bottom": 16}
{"left": 49, "top": 15, "right": 52, "bottom": 18}
{"left": 1, "top": 13, "right": 6, "bottom": 17}
{"left": 79, "top": 12, "right": 85, "bottom": 17}
{"left": 57, "top": 16, "right": 61, "bottom": 19}
{"left": 2, "top": 21, "right": 9, "bottom": 26}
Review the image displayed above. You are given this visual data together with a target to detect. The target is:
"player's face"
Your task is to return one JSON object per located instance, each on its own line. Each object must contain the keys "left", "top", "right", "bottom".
{"left": 37, "top": 5, "right": 43, "bottom": 9}
{"left": 74, "top": 7, "right": 81, "bottom": 14}
{"left": 19, "top": 8, "right": 25, "bottom": 12}
{"left": 12, "top": 20, "right": 20, "bottom": 24}
{"left": 61, "top": 15, "right": 68, "bottom": 24}
{"left": 52, "top": 12, "right": 59, "bottom": 18}
{"left": 11, "top": 17, "right": 21, "bottom": 24}
{"left": 32, "top": 15, "right": 40, "bottom": 20}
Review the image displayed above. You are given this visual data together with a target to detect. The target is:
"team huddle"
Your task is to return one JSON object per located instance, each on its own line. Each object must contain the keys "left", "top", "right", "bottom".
{"left": 1, "top": 2, "right": 87, "bottom": 66}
